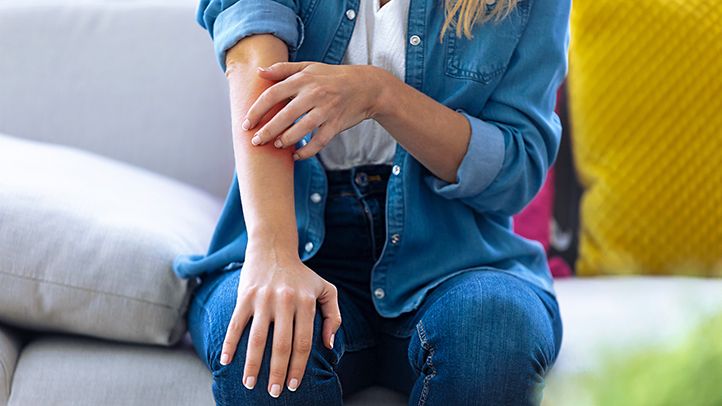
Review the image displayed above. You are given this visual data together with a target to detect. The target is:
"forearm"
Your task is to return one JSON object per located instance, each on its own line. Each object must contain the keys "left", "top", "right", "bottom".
{"left": 225, "top": 35, "right": 298, "bottom": 254}
{"left": 371, "top": 68, "right": 470, "bottom": 183}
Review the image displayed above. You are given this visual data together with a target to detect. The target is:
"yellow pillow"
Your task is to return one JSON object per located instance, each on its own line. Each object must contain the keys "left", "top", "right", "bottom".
{"left": 569, "top": 0, "right": 722, "bottom": 276}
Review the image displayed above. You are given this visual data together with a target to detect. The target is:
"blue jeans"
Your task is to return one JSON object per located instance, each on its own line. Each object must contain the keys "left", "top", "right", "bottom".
{"left": 187, "top": 164, "right": 563, "bottom": 405}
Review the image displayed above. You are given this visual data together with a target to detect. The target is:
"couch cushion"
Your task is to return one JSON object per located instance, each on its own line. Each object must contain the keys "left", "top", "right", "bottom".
{"left": 0, "top": 133, "right": 222, "bottom": 345}
{"left": 7, "top": 332, "right": 404, "bottom": 406}
{"left": 544, "top": 276, "right": 722, "bottom": 401}
{"left": 8, "top": 334, "right": 214, "bottom": 406}
{"left": 0, "top": 324, "right": 24, "bottom": 406}
{"left": 569, "top": 0, "right": 722, "bottom": 276}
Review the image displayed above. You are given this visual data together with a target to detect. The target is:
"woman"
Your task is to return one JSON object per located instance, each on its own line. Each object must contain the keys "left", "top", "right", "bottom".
{"left": 174, "top": 0, "right": 570, "bottom": 404}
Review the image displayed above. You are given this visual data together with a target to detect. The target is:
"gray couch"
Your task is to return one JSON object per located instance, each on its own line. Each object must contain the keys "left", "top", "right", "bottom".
{"left": 1, "top": 1, "right": 721, "bottom": 405}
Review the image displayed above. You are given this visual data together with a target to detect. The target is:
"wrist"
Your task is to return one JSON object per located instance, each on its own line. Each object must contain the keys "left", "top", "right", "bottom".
{"left": 246, "top": 229, "right": 299, "bottom": 259}
{"left": 365, "top": 66, "right": 397, "bottom": 121}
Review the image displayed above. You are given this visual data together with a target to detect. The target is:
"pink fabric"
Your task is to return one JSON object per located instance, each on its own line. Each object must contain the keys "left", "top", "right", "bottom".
{"left": 512, "top": 167, "right": 573, "bottom": 278}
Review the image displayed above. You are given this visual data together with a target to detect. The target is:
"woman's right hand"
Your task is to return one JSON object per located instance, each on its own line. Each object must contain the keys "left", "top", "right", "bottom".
{"left": 219, "top": 242, "right": 342, "bottom": 398}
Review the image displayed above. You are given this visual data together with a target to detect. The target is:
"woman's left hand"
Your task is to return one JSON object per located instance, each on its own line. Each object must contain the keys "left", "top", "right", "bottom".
{"left": 241, "top": 62, "right": 386, "bottom": 160}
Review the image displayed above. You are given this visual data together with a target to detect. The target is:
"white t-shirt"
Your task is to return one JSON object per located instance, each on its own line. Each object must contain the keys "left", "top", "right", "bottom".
{"left": 317, "top": 0, "right": 409, "bottom": 170}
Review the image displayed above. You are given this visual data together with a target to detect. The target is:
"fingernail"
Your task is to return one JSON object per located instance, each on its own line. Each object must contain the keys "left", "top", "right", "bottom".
{"left": 242, "top": 119, "right": 250, "bottom": 130}
{"left": 274, "top": 139, "right": 283, "bottom": 148}
{"left": 330, "top": 333, "right": 335, "bottom": 349}
{"left": 220, "top": 353, "right": 229, "bottom": 365}
{"left": 293, "top": 153, "right": 300, "bottom": 161}
{"left": 244, "top": 376, "right": 256, "bottom": 390}
{"left": 269, "top": 383, "right": 281, "bottom": 398}
{"left": 288, "top": 378, "right": 299, "bottom": 392}
{"left": 251, "top": 135, "right": 261, "bottom": 145}
{"left": 257, "top": 66, "right": 268, "bottom": 72}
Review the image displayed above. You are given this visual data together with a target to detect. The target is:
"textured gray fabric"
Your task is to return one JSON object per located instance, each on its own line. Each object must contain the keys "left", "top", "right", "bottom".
{"left": 8, "top": 334, "right": 214, "bottom": 406}
{"left": 0, "top": 324, "right": 23, "bottom": 406}
{"left": 0, "top": 0, "right": 234, "bottom": 198}
{"left": 6, "top": 333, "right": 405, "bottom": 406}
{"left": 0, "top": 134, "right": 222, "bottom": 346}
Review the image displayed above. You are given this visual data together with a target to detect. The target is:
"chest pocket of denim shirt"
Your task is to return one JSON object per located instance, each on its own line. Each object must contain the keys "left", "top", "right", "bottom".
{"left": 443, "top": 2, "right": 528, "bottom": 86}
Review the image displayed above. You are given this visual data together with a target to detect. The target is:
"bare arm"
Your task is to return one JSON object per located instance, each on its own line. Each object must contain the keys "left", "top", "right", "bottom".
{"left": 220, "top": 35, "right": 342, "bottom": 399}
{"left": 225, "top": 34, "right": 297, "bottom": 251}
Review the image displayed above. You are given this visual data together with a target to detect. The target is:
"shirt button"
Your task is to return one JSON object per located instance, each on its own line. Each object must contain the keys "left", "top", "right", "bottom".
{"left": 390, "top": 233, "right": 401, "bottom": 244}
{"left": 304, "top": 242, "right": 314, "bottom": 252}
{"left": 392, "top": 164, "right": 401, "bottom": 176}
{"left": 345, "top": 9, "right": 356, "bottom": 20}
{"left": 310, "top": 192, "right": 322, "bottom": 203}
{"left": 374, "top": 288, "right": 386, "bottom": 299}
{"left": 409, "top": 35, "right": 422, "bottom": 46}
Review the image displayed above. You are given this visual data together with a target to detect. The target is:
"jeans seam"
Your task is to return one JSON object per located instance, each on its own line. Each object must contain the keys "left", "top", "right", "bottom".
{"left": 195, "top": 298, "right": 220, "bottom": 368}
{"left": 190, "top": 279, "right": 227, "bottom": 372}
{"left": 416, "top": 319, "right": 436, "bottom": 406}
{"left": 199, "top": 299, "right": 237, "bottom": 406}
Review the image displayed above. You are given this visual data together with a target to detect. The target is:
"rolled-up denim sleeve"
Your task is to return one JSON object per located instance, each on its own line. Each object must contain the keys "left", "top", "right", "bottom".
{"left": 425, "top": 0, "right": 570, "bottom": 216}
{"left": 196, "top": 0, "right": 304, "bottom": 72}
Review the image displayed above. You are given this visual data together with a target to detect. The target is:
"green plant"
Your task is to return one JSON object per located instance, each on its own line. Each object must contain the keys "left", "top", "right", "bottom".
{"left": 557, "top": 312, "right": 722, "bottom": 406}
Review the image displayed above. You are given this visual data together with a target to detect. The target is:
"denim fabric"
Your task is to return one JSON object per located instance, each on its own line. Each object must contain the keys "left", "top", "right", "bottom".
{"left": 174, "top": 0, "right": 571, "bottom": 318}
{"left": 187, "top": 164, "right": 563, "bottom": 405}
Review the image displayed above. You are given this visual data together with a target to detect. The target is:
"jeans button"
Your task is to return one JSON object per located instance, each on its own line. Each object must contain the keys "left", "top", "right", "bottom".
{"left": 354, "top": 172, "right": 368, "bottom": 186}
{"left": 374, "top": 288, "right": 385, "bottom": 299}
{"left": 310, "top": 192, "right": 322, "bottom": 203}
{"left": 391, "top": 165, "right": 401, "bottom": 176}
{"left": 304, "top": 242, "right": 314, "bottom": 252}
{"left": 390, "top": 233, "right": 401, "bottom": 244}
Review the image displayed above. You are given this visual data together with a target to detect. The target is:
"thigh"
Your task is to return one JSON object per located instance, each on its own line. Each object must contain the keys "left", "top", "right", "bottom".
{"left": 379, "top": 270, "right": 563, "bottom": 406}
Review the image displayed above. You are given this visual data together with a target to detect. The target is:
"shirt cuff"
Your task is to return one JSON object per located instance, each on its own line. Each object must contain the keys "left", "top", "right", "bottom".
{"left": 212, "top": 0, "right": 305, "bottom": 71}
{"left": 424, "top": 109, "right": 505, "bottom": 199}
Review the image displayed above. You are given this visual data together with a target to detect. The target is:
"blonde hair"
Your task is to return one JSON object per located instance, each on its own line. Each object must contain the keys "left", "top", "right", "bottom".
{"left": 440, "top": 0, "right": 519, "bottom": 41}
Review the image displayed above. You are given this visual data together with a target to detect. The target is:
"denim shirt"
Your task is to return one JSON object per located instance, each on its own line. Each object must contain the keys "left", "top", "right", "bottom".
{"left": 174, "top": 0, "right": 571, "bottom": 317}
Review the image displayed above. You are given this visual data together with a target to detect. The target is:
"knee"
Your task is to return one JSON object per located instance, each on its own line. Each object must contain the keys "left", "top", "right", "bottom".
{"left": 409, "top": 273, "right": 555, "bottom": 384}
{"left": 189, "top": 273, "right": 343, "bottom": 404}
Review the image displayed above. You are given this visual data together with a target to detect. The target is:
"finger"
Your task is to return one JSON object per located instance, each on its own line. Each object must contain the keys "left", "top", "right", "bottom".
{"left": 220, "top": 299, "right": 252, "bottom": 366}
{"left": 267, "top": 305, "right": 294, "bottom": 398}
{"left": 257, "top": 61, "right": 314, "bottom": 81}
{"left": 243, "top": 311, "right": 271, "bottom": 391}
{"left": 317, "top": 282, "right": 342, "bottom": 349}
{"left": 286, "top": 297, "right": 316, "bottom": 392}
{"left": 253, "top": 97, "right": 313, "bottom": 147}
{"left": 292, "top": 123, "right": 335, "bottom": 161}
{"left": 275, "top": 108, "right": 325, "bottom": 149}
{"left": 244, "top": 79, "right": 299, "bottom": 134}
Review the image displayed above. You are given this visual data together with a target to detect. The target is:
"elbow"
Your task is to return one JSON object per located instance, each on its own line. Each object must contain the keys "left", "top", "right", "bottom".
{"left": 471, "top": 124, "right": 553, "bottom": 216}
{"left": 493, "top": 153, "right": 547, "bottom": 217}
{"left": 505, "top": 123, "right": 558, "bottom": 215}
{"left": 196, "top": 0, "right": 216, "bottom": 32}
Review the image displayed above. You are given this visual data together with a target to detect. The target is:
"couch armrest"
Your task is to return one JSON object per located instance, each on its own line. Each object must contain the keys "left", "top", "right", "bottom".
{"left": 0, "top": 0, "right": 234, "bottom": 198}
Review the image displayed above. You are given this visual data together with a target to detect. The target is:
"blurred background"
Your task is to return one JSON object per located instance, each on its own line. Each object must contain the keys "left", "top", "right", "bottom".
{"left": 0, "top": 1, "right": 720, "bottom": 405}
